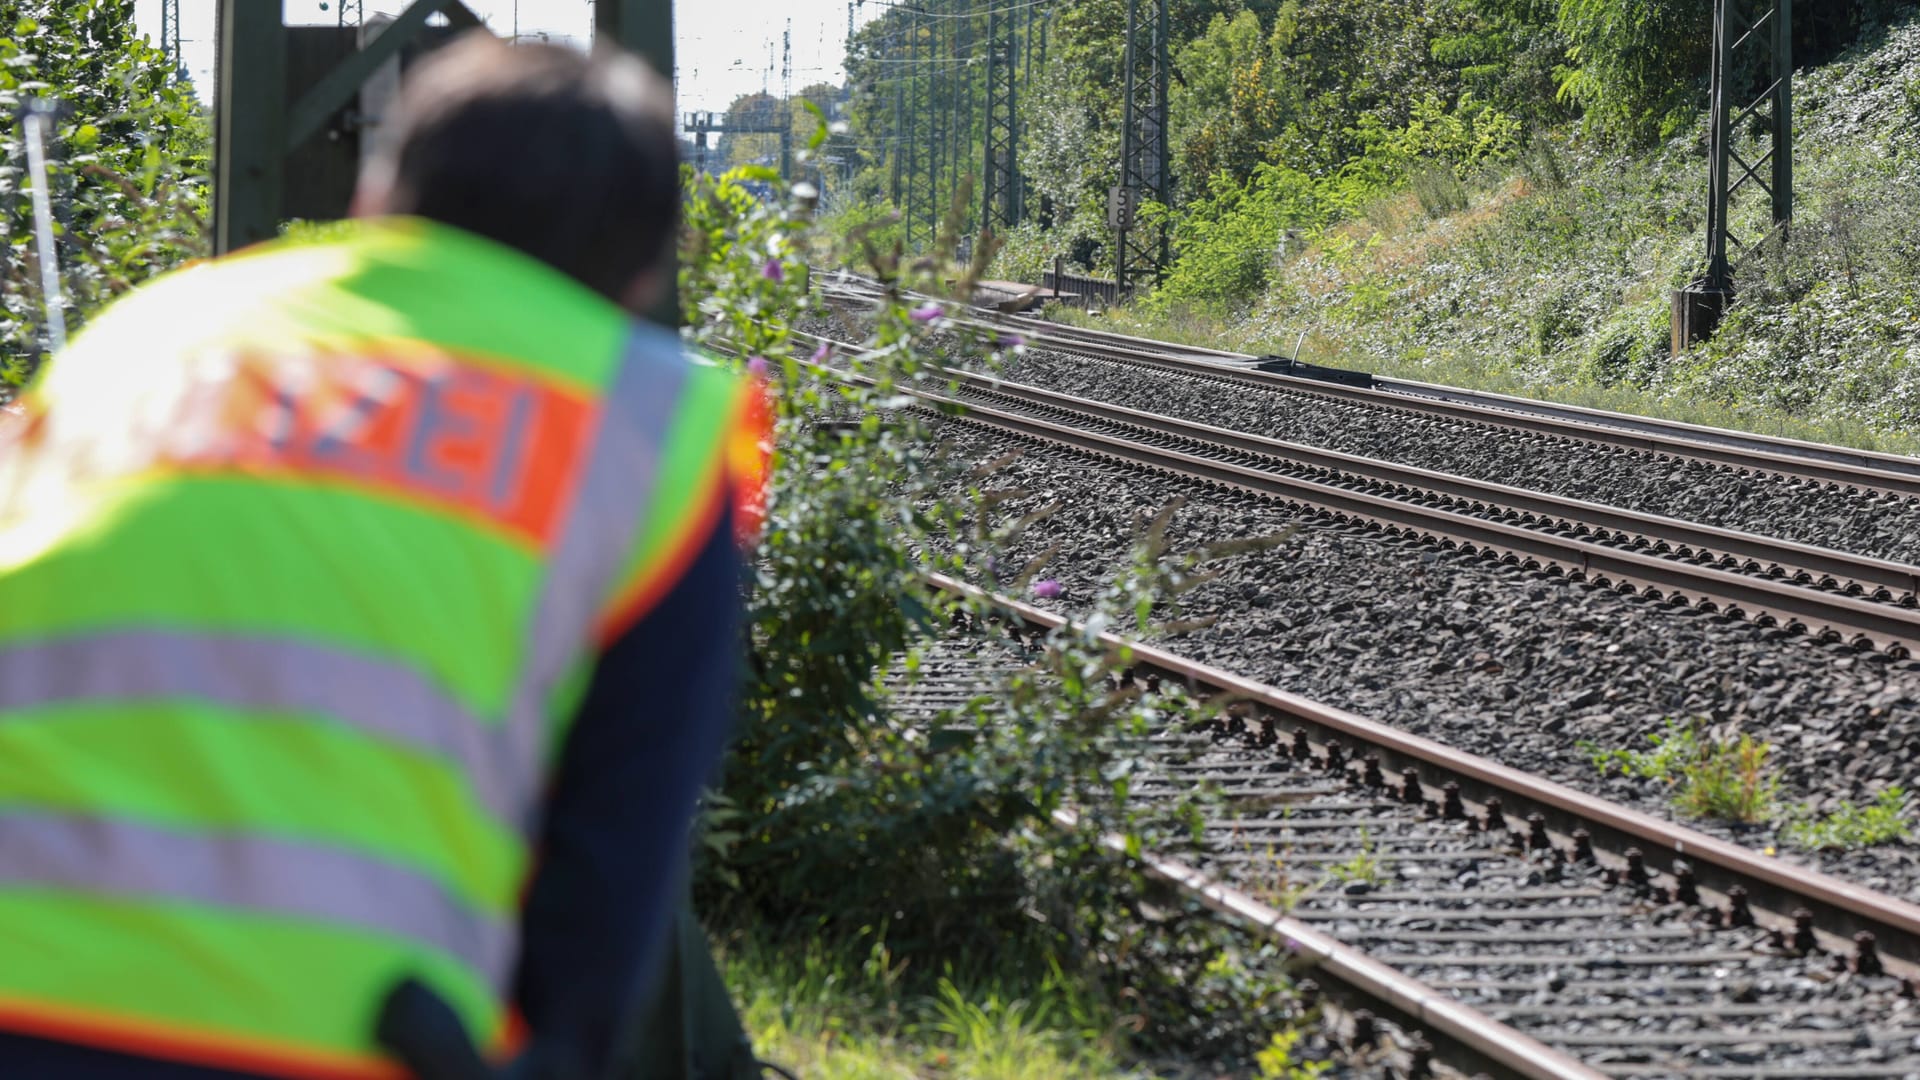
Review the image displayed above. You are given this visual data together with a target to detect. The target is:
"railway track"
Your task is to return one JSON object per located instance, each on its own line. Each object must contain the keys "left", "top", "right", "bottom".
{"left": 817, "top": 274, "right": 1920, "bottom": 502}
{"left": 969, "top": 312, "right": 1920, "bottom": 487}
{"left": 924, "top": 298, "right": 1920, "bottom": 500}
{"left": 793, "top": 329, "right": 1920, "bottom": 658}
{"left": 896, "top": 578, "right": 1920, "bottom": 1079}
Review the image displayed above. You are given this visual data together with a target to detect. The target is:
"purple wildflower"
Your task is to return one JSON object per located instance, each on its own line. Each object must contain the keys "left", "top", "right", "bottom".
{"left": 810, "top": 341, "right": 832, "bottom": 363}
{"left": 746, "top": 356, "right": 769, "bottom": 377}
{"left": 910, "top": 302, "right": 943, "bottom": 323}
{"left": 996, "top": 333, "right": 1026, "bottom": 349}
{"left": 1032, "top": 579, "right": 1063, "bottom": 599}
{"left": 762, "top": 258, "right": 785, "bottom": 282}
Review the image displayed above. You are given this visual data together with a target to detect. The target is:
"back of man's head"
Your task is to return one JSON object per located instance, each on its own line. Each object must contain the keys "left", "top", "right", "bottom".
{"left": 356, "top": 34, "right": 678, "bottom": 307}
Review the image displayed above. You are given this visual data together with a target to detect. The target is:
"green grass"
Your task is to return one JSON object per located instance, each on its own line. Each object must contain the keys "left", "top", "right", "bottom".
{"left": 1580, "top": 719, "right": 1780, "bottom": 824}
{"left": 1322, "top": 829, "right": 1391, "bottom": 890}
{"left": 1045, "top": 302, "right": 1920, "bottom": 459}
{"left": 1784, "top": 787, "right": 1915, "bottom": 851}
{"left": 719, "top": 926, "right": 1149, "bottom": 1079}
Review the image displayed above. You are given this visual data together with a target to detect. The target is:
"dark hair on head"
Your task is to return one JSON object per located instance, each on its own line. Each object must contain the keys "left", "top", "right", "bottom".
{"left": 365, "top": 34, "right": 679, "bottom": 302}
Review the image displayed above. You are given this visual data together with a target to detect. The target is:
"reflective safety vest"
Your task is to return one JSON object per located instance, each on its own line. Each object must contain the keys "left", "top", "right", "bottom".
{"left": 0, "top": 218, "right": 765, "bottom": 1079}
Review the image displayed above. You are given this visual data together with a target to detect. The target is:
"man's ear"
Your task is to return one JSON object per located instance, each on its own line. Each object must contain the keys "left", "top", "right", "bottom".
{"left": 620, "top": 267, "right": 666, "bottom": 316}
{"left": 348, "top": 178, "right": 389, "bottom": 220}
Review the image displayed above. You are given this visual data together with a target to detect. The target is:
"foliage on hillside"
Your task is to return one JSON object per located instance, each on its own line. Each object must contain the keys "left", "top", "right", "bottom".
{"left": 1082, "top": 10, "right": 1920, "bottom": 447}
{"left": 1, "top": 0, "right": 207, "bottom": 394}
{"left": 831, "top": 0, "right": 1910, "bottom": 301}
{"left": 831, "top": 0, "right": 1920, "bottom": 446}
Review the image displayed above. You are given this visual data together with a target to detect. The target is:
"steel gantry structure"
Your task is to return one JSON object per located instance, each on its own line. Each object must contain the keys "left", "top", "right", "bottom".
{"left": 873, "top": 0, "right": 1051, "bottom": 252}
{"left": 1113, "top": 0, "right": 1170, "bottom": 292}
{"left": 980, "top": 0, "right": 1018, "bottom": 238}
{"left": 160, "top": 0, "right": 184, "bottom": 77}
{"left": 900, "top": 2, "right": 938, "bottom": 249}
{"left": 681, "top": 109, "right": 790, "bottom": 180}
{"left": 1674, "top": 0, "right": 1794, "bottom": 351}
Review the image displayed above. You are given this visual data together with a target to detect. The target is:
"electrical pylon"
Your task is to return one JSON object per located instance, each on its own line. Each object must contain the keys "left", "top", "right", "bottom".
{"left": 1673, "top": 0, "right": 1792, "bottom": 350}
{"left": 1113, "top": 0, "right": 1169, "bottom": 292}
{"left": 160, "top": 0, "right": 183, "bottom": 76}
{"left": 981, "top": 0, "right": 1018, "bottom": 237}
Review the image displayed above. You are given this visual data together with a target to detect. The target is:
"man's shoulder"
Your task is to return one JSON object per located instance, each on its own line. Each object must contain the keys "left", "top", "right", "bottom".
{"left": 59, "top": 242, "right": 353, "bottom": 369}
{"left": 616, "top": 325, "right": 743, "bottom": 394}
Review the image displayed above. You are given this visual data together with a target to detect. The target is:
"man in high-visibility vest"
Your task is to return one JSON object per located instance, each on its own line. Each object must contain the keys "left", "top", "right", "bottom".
{"left": 0, "top": 34, "right": 764, "bottom": 1080}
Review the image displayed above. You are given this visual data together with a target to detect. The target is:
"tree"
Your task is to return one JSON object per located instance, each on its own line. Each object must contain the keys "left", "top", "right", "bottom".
{"left": 1171, "top": 10, "right": 1283, "bottom": 191}
{"left": 1554, "top": 0, "right": 1712, "bottom": 143}
{"left": 1, "top": 0, "right": 208, "bottom": 393}
{"left": 1262, "top": 0, "right": 1459, "bottom": 173}
{"left": 1432, "top": 0, "right": 1568, "bottom": 122}
{"left": 716, "top": 91, "right": 785, "bottom": 172}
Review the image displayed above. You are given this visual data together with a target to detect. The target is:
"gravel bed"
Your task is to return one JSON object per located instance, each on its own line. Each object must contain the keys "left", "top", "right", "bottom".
{"left": 929, "top": 418, "right": 1920, "bottom": 904}
{"left": 906, "top": 635, "right": 1920, "bottom": 1077}
{"left": 1000, "top": 346, "right": 1920, "bottom": 569}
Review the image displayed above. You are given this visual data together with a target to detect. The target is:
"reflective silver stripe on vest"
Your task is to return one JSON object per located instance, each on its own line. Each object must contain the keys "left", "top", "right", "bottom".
{"left": 0, "top": 812, "right": 514, "bottom": 985}
{"left": 0, "top": 631, "right": 520, "bottom": 830}
{"left": 504, "top": 326, "right": 688, "bottom": 823}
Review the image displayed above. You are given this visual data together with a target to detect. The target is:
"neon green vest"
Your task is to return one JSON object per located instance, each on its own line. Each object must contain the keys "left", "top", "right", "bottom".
{"left": 0, "top": 219, "right": 754, "bottom": 1079}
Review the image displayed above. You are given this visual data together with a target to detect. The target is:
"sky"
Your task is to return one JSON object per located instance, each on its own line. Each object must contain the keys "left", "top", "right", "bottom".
{"left": 131, "top": 0, "right": 886, "bottom": 116}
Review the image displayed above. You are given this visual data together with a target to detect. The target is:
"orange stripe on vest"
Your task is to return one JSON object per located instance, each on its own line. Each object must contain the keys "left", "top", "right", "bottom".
{"left": 168, "top": 353, "right": 600, "bottom": 547}
{"left": 0, "top": 994, "right": 406, "bottom": 1080}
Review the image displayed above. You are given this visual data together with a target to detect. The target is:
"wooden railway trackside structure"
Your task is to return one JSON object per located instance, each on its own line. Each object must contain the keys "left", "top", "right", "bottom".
{"left": 209, "top": 3, "right": 758, "bottom": 1076}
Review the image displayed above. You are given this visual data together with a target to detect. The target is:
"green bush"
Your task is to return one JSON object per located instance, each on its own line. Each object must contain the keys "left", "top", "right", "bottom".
{"left": 1583, "top": 299, "right": 1670, "bottom": 386}
{"left": 681, "top": 166, "right": 1299, "bottom": 1064}
{"left": 1, "top": 0, "right": 209, "bottom": 394}
{"left": 1153, "top": 164, "right": 1328, "bottom": 305}
{"left": 1784, "top": 787, "right": 1914, "bottom": 851}
{"left": 1582, "top": 719, "right": 1779, "bottom": 823}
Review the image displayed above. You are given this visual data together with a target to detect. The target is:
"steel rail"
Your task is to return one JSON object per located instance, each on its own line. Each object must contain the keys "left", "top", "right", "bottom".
{"left": 968, "top": 314, "right": 1920, "bottom": 498}
{"left": 871, "top": 359, "right": 1920, "bottom": 656}
{"left": 925, "top": 575, "right": 1606, "bottom": 1080}
{"left": 932, "top": 571, "right": 1920, "bottom": 990}
{"left": 790, "top": 325, "right": 1920, "bottom": 604}
{"left": 920, "top": 353, "right": 1920, "bottom": 603}
{"left": 1056, "top": 804, "right": 1607, "bottom": 1080}
{"left": 819, "top": 271, "right": 1920, "bottom": 482}
{"left": 779, "top": 326, "right": 1920, "bottom": 650}
{"left": 1378, "top": 375, "right": 1920, "bottom": 481}
{"left": 1006, "top": 311, "right": 1920, "bottom": 480}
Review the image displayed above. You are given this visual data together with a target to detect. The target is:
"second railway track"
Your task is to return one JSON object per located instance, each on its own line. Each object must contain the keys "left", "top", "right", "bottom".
{"left": 818, "top": 274, "right": 1920, "bottom": 496}
{"left": 795, "top": 330, "right": 1920, "bottom": 658}
{"left": 988, "top": 313, "right": 1920, "bottom": 489}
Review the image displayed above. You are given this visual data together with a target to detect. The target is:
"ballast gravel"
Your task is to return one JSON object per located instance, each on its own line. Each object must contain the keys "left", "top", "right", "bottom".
{"left": 999, "top": 347, "right": 1920, "bottom": 570}
{"left": 928, "top": 419, "right": 1920, "bottom": 903}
